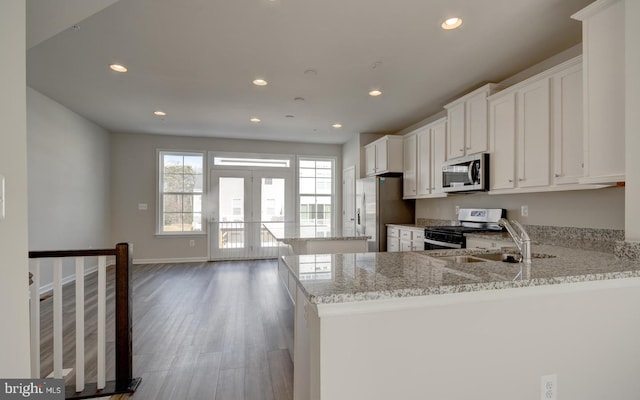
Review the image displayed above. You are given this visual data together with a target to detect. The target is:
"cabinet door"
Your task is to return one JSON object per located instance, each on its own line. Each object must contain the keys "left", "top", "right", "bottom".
{"left": 376, "top": 140, "right": 388, "bottom": 173}
{"left": 553, "top": 63, "right": 583, "bottom": 185}
{"left": 431, "top": 121, "right": 447, "bottom": 194}
{"left": 447, "top": 101, "right": 465, "bottom": 159}
{"left": 517, "top": 78, "right": 550, "bottom": 188}
{"left": 399, "top": 240, "right": 413, "bottom": 252}
{"left": 416, "top": 129, "right": 431, "bottom": 196}
{"left": 365, "top": 144, "right": 377, "bottom": 176}
{"left": 578, "top": 0, "right": 625, "bottom": 183}
{"left": 466, "top": 90, "right": 489, "bottom": 154}
{"left": 403, "top": 134, "right": 417, "bottom": 197}
{"left": 489, "top": 93, "right": 516, "bottom": 190}
{"left": 387, "top": 237, "right": 400, "bottom": 252}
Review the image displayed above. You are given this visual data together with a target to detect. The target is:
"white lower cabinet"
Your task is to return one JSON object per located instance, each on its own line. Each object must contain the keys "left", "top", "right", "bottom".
{"left": 387, "top": 225, "right": 423, "bottom": 252}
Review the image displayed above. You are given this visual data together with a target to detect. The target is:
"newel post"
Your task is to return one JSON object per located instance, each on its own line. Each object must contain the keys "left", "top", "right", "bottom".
{"left": 114, "top": 242, "right": 133, "bottom": 391}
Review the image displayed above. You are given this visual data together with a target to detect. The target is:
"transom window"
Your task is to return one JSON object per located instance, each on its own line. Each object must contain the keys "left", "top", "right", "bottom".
{"left": 158, "top": 151, "right": 204, "bottom": 234}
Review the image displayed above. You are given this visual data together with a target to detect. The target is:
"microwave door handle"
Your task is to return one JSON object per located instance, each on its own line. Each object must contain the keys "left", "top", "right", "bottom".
{"left": 468, "top": 161, "right": 475, "bottom": 183}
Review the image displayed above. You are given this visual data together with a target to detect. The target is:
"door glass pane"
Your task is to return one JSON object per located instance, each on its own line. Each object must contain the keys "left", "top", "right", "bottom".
{"left": 261, "top": 177, "right": 285, "bottom": 247}
{"left": 218, "top": 177, "right": 245, "bottom": 249}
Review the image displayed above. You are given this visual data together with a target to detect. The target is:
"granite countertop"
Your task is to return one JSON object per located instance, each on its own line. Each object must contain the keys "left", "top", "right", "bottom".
{"left": 263, "top": 222, "right": 369, "bottom": 241}
{"left": 282, "top": 244, "right": 640, "bottom": 305}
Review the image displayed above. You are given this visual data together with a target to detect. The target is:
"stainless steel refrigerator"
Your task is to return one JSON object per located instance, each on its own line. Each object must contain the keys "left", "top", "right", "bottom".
{"left": 355, "top": 176, "right": 415, "bottom": 252}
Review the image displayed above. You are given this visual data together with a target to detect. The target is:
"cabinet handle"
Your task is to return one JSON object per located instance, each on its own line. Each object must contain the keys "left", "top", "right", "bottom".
{"left": 466, "top": 146, "right": 471, "bottom": 150}
{"left": 508, "top": 179, "right": 513, "bottom": 183}
{"left": 519, "top": 178, "right": 524, "bottom": 182}
{"left": 459, "top": 148, "right": 464, "bottom": 152}
{"left": 555, "top": 173, "right": 561, "bottom": 178}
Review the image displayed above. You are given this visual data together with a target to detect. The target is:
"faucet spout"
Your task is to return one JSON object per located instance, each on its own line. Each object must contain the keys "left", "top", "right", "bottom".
{"left": 498, "top": 218, "right": 532, "bottom": 265}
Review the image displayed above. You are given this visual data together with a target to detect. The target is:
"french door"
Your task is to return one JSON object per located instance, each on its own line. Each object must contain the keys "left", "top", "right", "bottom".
{"left": 209, "top": 168, "right": 293, "bottom": 260}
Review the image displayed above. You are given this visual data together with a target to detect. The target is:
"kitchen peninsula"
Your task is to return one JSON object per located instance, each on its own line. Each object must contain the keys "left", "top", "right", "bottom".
{"left": 282, "top": 243, "right": 640, "bottom": 400}
{"left": 263, "top": 223, "right": 369, "bottom": 255}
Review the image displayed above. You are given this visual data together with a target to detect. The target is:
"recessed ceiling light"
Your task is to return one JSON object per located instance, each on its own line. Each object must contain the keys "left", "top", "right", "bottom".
{"left": 303, "top": 69, "right": 318, "bottom": 76}
{"left": 294, "top": 97, "right": 305, "bottom": 102}
{"left": 332, "top": 123, "right": 343, "bottom": 129}
{"left": 285, "top": 115, "right": 295, "bottom": 118}
{"left": 369, "top": 90, "right": 382, "bottom": 97}
{"left": 154, "top": 110, "right": 166, "bottom": 116}
{"left": 253, "top": 79, "right": 268, "bottom": 86}
{"left": 250, "top": 117, "right": 261, "bottom": 123}
{"left": 441, "top": 17, "right": 463, "bottom": 30}
{"left": 109, "top": 64, "right": 128, "bottom": 73}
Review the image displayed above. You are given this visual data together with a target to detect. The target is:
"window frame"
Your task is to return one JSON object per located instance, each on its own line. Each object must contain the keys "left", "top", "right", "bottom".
{"left": 156, "top": 149, "right": 207, "bottom": 236}
{"left": 296, "top": 156, "right": 337, "bottom": 237}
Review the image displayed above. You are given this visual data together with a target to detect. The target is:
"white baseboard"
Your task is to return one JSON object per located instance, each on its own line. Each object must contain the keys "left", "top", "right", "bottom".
{"left": 133, "top": 257, "right": 208, "bottom": 265}
{"left": 39, "top": 264, "right": 99, "bottom": 296}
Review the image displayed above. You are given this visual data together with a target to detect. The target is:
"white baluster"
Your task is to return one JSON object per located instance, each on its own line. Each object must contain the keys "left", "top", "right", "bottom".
{"left": 53, "top": 258, "right": 63, "bottom": 379}
{"left": 29, "top": 259, "right": 41, "bottom": 378}
{"left": 97, "top": 256, "right": 106, "bottom": 390}
{"left": 75, "top": 257, "right": 85, "bottom": 392}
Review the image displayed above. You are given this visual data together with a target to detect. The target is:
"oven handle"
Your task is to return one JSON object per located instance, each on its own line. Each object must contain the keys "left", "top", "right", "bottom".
{"left": 424, "top": 238, "right": 463, "bottom": 249}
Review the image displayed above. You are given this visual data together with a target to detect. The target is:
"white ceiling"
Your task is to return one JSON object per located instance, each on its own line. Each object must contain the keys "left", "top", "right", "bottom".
{"left": 26, "top": 0, "right": 593, "bottom": 145}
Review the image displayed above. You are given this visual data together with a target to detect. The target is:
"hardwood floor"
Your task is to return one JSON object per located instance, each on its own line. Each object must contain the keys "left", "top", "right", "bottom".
{"left": 38, "top": 260, "right": 294, "bottom": 400}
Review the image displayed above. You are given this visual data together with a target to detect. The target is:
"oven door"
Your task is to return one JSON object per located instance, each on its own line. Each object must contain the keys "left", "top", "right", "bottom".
{"left": 423, "top": 238, "right": 462, "bottom": 250}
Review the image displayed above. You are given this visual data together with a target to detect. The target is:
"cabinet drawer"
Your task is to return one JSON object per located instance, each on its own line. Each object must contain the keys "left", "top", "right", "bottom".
{"left": 400, "top": 230, "right": 411, "bottom": 240}
{"left": 412, "top": 230, "right": 425, "bottom": 241}
{"left": 388, "top": 227, "right": 400, "bottom": 238}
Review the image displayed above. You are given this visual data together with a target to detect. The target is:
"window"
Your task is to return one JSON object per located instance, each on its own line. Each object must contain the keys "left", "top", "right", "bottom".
{"left": 159, "top": 151, "right": 204, "bottom": 233}
{"left": 299, "top": 158, "right": 334, "bottom": 237}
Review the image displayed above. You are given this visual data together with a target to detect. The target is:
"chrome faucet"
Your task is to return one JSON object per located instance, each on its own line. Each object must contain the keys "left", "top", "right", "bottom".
{"left": 498, "top": 218, "right": 532, "bottom": 265}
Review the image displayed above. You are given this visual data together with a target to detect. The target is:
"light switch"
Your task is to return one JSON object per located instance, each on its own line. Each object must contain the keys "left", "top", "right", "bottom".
{"left": 0, "top": 174, "right": 5, "bottom": 220}
{"left": 138, "top": 203, "right": 148, "bottom": 211}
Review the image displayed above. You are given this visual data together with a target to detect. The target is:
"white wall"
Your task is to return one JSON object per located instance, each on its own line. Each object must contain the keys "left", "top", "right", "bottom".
{"left": 625, "top": 0, "right": 640, "bottom": 240}
{"left": 416, "top": 187, "right": 624, "bottom": 229}
{"left": 27, "top": 88, "right": 112, "bottom": 291}
{"left": 316, "top": 279, "right": 640, "bottom": 400}
{"left": 111, "top": 132, "right": 342, "bottom": 261}
{"left": 0, "top": 0, "right": 31, "bottom": 378}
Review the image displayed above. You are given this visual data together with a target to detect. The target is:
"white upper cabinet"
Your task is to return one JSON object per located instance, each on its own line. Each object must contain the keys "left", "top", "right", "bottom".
{"left": 572, "top": 0, "right": 625, "bottom": 184}
{"left": 445, "top": 84, "right": 499, "bottom": 160}
{"left": 489, "top": 76, "right": 551, "bottom": 192}
{"left": 402, "top": 118, "right": 447, "bottom": 199}
{"left": 517, "top": 77, "right": 550, "bottom": 189}
{"left": 552, "top": 59, "right": 584, "bottom": 185}
{"left": 431, "top": 120, "right": 447, "bottom": 195}
{"left": 364, "top": 135, "right": 403, "bottom": 176}
{"left": 489, "top": 56, "right": 600, "bottom": 194}
{"left": 489, "top": 92, "right": 517, "bottom": 190}
{"left": 402, "top": 133, "right": 417, "bottom": 197}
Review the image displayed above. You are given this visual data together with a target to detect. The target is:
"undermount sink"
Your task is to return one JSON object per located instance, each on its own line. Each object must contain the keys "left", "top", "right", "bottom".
{"left": 434, "top": 255, "right": 487, "bottom": 264}
{"left": 433, "top": 252, "right": 556, "bottom": 264}
{"left": 474, "top": 253, "right": 556, "bottom": 263}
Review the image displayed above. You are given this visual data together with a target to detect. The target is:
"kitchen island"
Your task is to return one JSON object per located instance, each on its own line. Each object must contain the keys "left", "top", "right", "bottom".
{"left": 282, "top": 244, "right": 640, "bottom": 400}
{"left": 263, "top": 223, "right": 369, "bottom": 255}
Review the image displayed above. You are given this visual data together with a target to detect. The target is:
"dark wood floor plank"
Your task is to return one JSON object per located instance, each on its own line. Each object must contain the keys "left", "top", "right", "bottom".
{"left": 38, "top": 259, "right": 293, "bottom": 400}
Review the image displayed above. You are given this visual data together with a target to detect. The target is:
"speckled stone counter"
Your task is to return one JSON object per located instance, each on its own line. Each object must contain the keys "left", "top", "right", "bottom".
{"left": 282, "top": 244, "right": 640, "bottom": 304}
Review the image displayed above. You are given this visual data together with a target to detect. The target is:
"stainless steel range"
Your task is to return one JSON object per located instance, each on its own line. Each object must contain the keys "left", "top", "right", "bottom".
{"left": 423, "top": 208, "right": 506, "bottom": 250}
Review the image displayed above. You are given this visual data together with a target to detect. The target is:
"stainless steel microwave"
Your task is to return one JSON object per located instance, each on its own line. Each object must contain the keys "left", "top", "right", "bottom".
{"left": 442, "top": 153, "right": 489, "bottom": 192}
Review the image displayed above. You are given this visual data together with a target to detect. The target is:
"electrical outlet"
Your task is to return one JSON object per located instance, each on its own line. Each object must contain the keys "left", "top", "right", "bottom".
{"left": 138, "top": 203, "right": 148, "bottom": 211}
{"left": 541, "top": 374, "right": 557, "bottom": 400}
{"left": 189, "top": 239, "right": 195, "bottom": 247}
{"left": 521, "top": 205, "right": 529, "bottom": 217}
{"left": 455, "top": 206, "right": 460, "bottom": 215}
